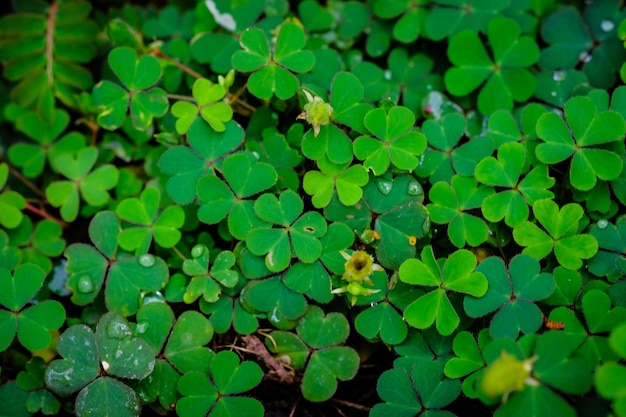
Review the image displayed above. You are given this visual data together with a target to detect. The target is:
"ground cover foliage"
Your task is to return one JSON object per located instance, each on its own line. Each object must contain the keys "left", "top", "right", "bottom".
{"left": 1, "top": 0, "right": 626, "bottom": 416}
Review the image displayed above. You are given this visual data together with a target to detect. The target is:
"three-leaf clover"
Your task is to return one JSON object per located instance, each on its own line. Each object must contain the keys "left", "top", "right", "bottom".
{"left": 45, "top": 312, "right": 155, "bottom": 417}
{"left": 416, "top": 112, "right": 494, "bottom": 184}
{"left": 464, "top": 254, "right": 556, "bottom": 339}
{"left": 266, "top": 306, "right": 360, "bottom": 402}
{"left": 588, "top": 216, "right": 626, "bottom": 282}
{"left": 303, "top": 158, "right": 369, "bottom": 208}
{"left": 45, "top": 147, "right": 119, "bottom": 222}
{"left": 176, "top": 350, "right": 264, "bottom": 417}
{"left": 116, "top": 187, "right": 185, "bottom": 255}
{"left": 231, "top": 21, "right": 315, "bottom": 100}
{"left": 0, "top": 263, "right": 65, "bottom": 352}
{"left": 245, "top": 189, "right": 327, "bottom": 272}
{"left": 535, "top": 96, "right": 626, "bottom": 191}
{"left": 475, "top": 141, "right": 555, "bottom": 227}
{"left": 196, "top": 152, "right": 277, "bottom": 240}
{"left": 159, "top": 119, "right": 244, "bottom": 204}
{"left": 171, "top": 78, "right": 233, "bottom": 133}
{"left": 353, "top": 106, "right": 427, "bottom": 175}
{"left": 182, "top": 244, "right": 238, "bottom": 304}
{"left": 513, "top": 199, "right": 599, "bottom": 270}
{"left": 92, "top": 46, "right": 169, "bottom": 131}
{"left": 445, "top": 17, "right": 540, "bottom": 115}
{"left": 427, "top": 175, "right": 495, "bottom": 248}
{"left": 0, "top": 162, "right": 26, "bottom": 229}
{"left": 399, "top": 246, "right": 488, "bottom": 336}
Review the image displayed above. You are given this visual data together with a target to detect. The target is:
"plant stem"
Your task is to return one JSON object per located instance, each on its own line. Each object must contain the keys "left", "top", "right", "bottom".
{"left": 167, "top": 93, "right": 196, "bottom": 103}
{"left": 6, "top": 164, "right": 46, "bottom": 199}
{"left": 26, "top": 202, "right": 68, "bottom": 228}
{"left": 171, "top": 245, "right": 187, "bottom": 261}
{"left": 330, "top": 398, "right": 372, "bottom": 412}
{"left": 46, "top": 1, "right": 58, "bottom": 86}
{"left": 152, "top": 49, "right": 204, "bottom": 79}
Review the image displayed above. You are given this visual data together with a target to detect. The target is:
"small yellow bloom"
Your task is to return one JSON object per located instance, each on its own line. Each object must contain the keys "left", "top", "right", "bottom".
{"left": 481, "top": 350, "right": 538, "bottom": 402}
{"left": 341, "top": 250, "right": 383, "bottom": 284}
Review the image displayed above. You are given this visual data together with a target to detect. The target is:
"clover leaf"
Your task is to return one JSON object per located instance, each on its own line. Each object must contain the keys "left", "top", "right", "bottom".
{"left": 445, "top": 17, "right": 540, "bottom": 115}
{"left": 199, "top": 291, "right": 259, "bottom": 335}
{"left": 267, "top": 306, "right": 360, "bottom": 402}
{"left": 588, "top": 216, "right": 626, "bottom": 282}
{"left": 5, "top": 217, "right": 65, "bottom": 275}
{"left": 176, "top": 350, "right": 263, "bottom": 417}
{"left": 182, "top": 245, "right": 238, "bottom": 304}
{"left": 535, "top": 96, "right": 626, "bottom": 191}
{"left": 45, "top": 312, "right": 155, "bottom": 417}
{"left": 116, "top": 187, "right": 185, "bottom": 255}
{"left": 372, "top": 0, "right": 429, "bottom": 44}
{"left": 92, "top": 46, "right": 168, "bottom": 131}
{"left": 171, "top": 78, "right": 233, "bottom": 133}
{"left": 353, "top": 106, "right": 426, "bottom": 175}
{"left": 424, "top": 0, "right": 511, "bottom": 41}
{"left": 197, "top": 152, "right": 277, "bottom": 240}
{"left": 0, "top": 162, "right": 26, "bottom": 229}
{"left": 246, "top": 189, "right": 327, "bottom": 272}
{"left": 17, "top": 357, "right": 61, "bottom": 415}
{"left": 595, "top": 323, "right": 626, "bottom": 417}
{"left": 416, "top": 112, "right": 494, "bottom": 183}
{"left": 399, "top": 246, "right": 488, "bottom": 336}
{"left": 475, "top": 141, "right": 555, "bottom": 227}
{"left": 8, "top": 108, "right": 86, "bottom": 178}
{"left": 45, "top": 147, "right": 119, "bottom": 222}
{"left": 303, "top": 158, "right": 368, "bottom": 208}
{"left": 513, "top": 199, "right": 599, "bottom": 270}
{"left": 371, "top": 361, "right": 461, "bottom": 417}
{"left": 444, "top": 329, "right": 492, "bottom": 398}
{"left": 247, "top": 127, "right": 303, "bottom": 191}
{"left": 464, "top": 254, "right": 556, "bottom": 339}
{"left": 427, "top": 175, "right": 495, "bottom": 248}
{"left": 231, "top": 21, "right": 314, "bottom": 100}
{"left": 159, "top": 119, "right": 244, "bottom": 204}
{"left": 64, "top": 211, "right": 169, "bottom": 317}
{"left": 549, "top": 289, "right": 626, "bottom": 369}
{"left": 240, "top": 276, "right": 307, "bottom": 329}
{"left": 0, "top": 263, "right": 65, "bottom": 352}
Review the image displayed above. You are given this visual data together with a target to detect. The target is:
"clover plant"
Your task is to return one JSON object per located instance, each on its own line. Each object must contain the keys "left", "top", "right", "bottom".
{"left": 1, "top": 1, "right": 626, "bottom": 416}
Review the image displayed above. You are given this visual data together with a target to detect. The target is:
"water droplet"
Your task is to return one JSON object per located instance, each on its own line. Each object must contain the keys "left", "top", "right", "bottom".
{"left": 107, "top": 321, "right": 131, "bottom": 339}
{"left": 579, "top": 51, "right": 592, "bottom": 63}
{"left": 376, "top": 179, "right": 393, "bottom": 195}
{"left": 383, "top": 70, "right": 392, "bottom": 80}
{"left": 115, "top": 349, "right": 124, "bottom": 359}
{"left": 552, "top": 70, "right": 566, "bottom": 82}
{"left": 141, "top": 291, "right": 165, "bottom": 306}
{"left": 136, "top": 321, "right": 149, "bottom": 333}
{"left": 407, "top": 179, "right": 422, "bottom": 196}
{"left": 138, "top": 254, "right": 156, "bottom": 267}
{"left": 77, "top": 275, "right": 95, "bottom": 293}
{"left": 600, "top": 19, "right": 615, "bottom": 32}
{"left": 191, "top": 245, "right": 205, "bottom": 258}
{"left": 597, "top": 219, "right": 609, "bottom": 229}
{"left": 550, "top": 91, "right": 557, "bottom": 97}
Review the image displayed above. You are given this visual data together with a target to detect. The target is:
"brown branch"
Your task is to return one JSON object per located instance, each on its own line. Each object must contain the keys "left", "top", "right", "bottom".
{"left": 242, "top": 335, "right": 295, "bottom": 384}
{"left": 152, "top": 49, "right": 204, "bottom": 79}
{"left": 331, "top": 398, "right": 372, "bottom": 412}
{"left": 26, "top": 203, "right": 68, "bottom": 228}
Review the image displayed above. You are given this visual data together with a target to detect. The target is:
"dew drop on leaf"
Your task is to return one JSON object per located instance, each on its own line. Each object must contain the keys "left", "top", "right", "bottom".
{"left": 597, "top": 219, "right": 608, "bottom": 229}
{"left": 579, "top": 51, "right": 592, "bottom": 63}
{"left": 141, "top": 291, "right": 165, "bottom": 306}
{"left": 600, "top": 20, "right": 615, "bottom": 32}
{"left": 407, "top": 179, "right": 422, "bottom": 196}
{"left": 191, "top": 245, "right": 205, "bottom": 258}
{"left": 138, "top": 254, "right": 156, "bottom": 267}
{"left": 552, "top": 70, "right": 566, "bottom": 82}
{"left": 376, "top": 179, "right": 393, "bottom": 195}
{"left": 136, "top": 321, "right": 149, "bottom": 333}
{"left": 77, "top": 275, "right": 95, "bottom": 293}
{"left": 107, "top": 321, "right": 132, "bottom": 339}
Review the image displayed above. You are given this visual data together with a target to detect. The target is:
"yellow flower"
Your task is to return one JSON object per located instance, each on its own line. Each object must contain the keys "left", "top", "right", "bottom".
{"left": 341, "top": 250, "right": 383, "bottom": 284}
{"left": 481, "top": 350, "right": 538, "bottom": 402}
{"left": 331, "top": 250, "right": 384, "bottom": 305}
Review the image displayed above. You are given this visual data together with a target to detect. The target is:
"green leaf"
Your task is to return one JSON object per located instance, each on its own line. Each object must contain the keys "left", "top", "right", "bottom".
{"left": 165, "top": 311, "right": 214, "bottom": 374}
{"left": 301, "top": 347, "right": 360, "bottom": 402}
{"left": 400, "top": 247, "right": 487, "bottom": 335}
{"left": 354, "top": 106, "right": 426, "bottom": 175}
{"left": 588, "top": 217, "right": 626, "bottom": 281}
{"left": 445, "top": 17, "right": 539, "bottom": 115}
{"left": 513, "top": 199, "right": 599, "bottom": 269}
{"left": 427, "top": 175, "right": 494, "bottom": 248}
{"left": 536, "top": 96, "right": 626, "bottom": 191}
{"left": 75, "top": 377, "right": 142, "bottom": 417}
{"left": 303, "top": 159, "right": 369, "bottom": 208}
{"left": 464, "top": 255, "right": 556, "bottom": 339}
{"left": 297, "top": 305, "right": 349, "bottom": 349}
{"left": 159, "top": 119, "right": 244, "bottom": 205}
{"left": 355, "top": 302, "right": 408, "bottom": 345}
